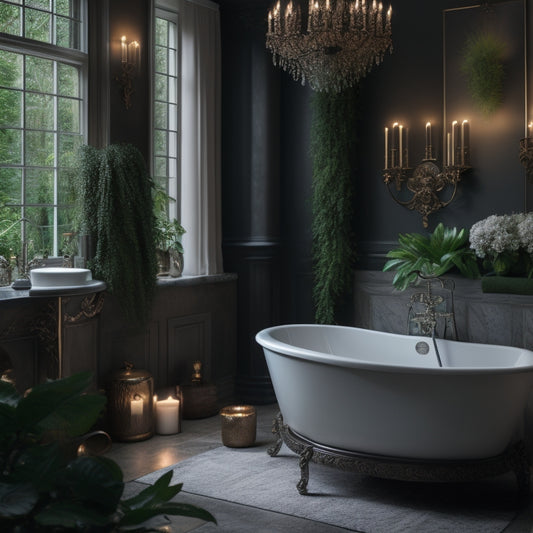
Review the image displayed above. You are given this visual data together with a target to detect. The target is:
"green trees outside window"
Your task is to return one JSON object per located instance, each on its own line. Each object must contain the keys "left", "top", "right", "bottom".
{"left": 0, "top": 1, "right": 85, "bottom": 261}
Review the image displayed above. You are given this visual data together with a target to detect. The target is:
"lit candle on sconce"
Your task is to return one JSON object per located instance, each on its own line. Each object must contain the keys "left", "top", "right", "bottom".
{"left": 528, "top": 122, "right": 533, "bottom": 138}
{"left": 404, "top": 127, "right": 409, "bottom": 167}
{"left": 121, "top": 35, "right": 127, "bottom": 64}
{"left": 425, "top": 122, "right": 432, "bottom": 159}
{"left": 155, "top": 395, "right": 181, "bottom": 435}
{"left": 392, "top": 122, "right": 399, "bottom": 167}
{"left": 461, "top": 120, "right": 469, "bottom": 166}
{"left": 451, "top": 120, "right": 458, "bottom": 166}
{"left": 446, "top": 133, "right": 451, "bottom": 166}
{"left": 384, "top": 126, "right": 388, "bottom": 169}
{"left": 399, "top": 125, "right": 403, "bottom": 168}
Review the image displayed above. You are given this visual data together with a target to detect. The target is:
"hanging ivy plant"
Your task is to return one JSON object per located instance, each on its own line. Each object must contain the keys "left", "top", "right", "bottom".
{"left": 77, "top": 144, "right": 158, "bottom": 325}
{"left": 310, "top": 88, "right": 358, "bottom": 324}
{"left": 461, "top": 32, "right": 506, "bottom": 117}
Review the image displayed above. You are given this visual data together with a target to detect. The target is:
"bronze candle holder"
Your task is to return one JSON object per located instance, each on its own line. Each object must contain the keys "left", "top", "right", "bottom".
{"left": 107, "top": 362, "right": 154, "bottom": 442}
{"left": 220, "top": 405, "right": 257, "bottom": 448}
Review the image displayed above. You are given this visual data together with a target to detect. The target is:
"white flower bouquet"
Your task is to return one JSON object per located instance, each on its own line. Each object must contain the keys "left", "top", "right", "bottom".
{"left": 470, "top": 213, "right": 533, "bottom": 276}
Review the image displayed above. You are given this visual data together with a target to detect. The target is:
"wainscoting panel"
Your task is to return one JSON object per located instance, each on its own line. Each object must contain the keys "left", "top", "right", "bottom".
{"left": 167, "top": 313, "right": 212, "bottom": 387}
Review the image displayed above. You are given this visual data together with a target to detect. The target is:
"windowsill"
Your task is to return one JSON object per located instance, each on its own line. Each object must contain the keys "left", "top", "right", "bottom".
{"left": 156, "top": 272, "right": 237, "bottom": 287}
{"left": 0, "top": 272, "right": 238, "bottom": 302}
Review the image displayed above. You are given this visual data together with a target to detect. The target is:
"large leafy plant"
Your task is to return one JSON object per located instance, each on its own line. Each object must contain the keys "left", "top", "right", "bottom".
{"left": 77, "top": 144, "right": 158, "bottom": 325}
{"left": 0, "top": 372, "right": 215, "bottom": 532}
{"left": 383, "top": 223, "right": 480, "bottom": 291}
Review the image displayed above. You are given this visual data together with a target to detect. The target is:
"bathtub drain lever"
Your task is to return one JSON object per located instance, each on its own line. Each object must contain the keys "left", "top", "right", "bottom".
{"left": 432, "top": 329, "right": 444, "bottom": 368}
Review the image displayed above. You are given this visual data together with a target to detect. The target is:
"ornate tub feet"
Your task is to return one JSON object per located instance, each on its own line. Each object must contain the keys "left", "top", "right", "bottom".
{"left": 267, "top": 412, "right": 284, "bottom": 457}
{"left": 297, "top": 445, "right": 314, "bottom": 495}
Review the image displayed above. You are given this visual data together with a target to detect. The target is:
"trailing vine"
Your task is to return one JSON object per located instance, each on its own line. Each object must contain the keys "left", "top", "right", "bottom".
{"left": 77, "top": 144, "right": 158, "bottom": 325}
{"left": 461, "top": 32, "right": 506, "bottom": 117}
{"left": 310, "top": 88, "right": 358, "bottom": 324}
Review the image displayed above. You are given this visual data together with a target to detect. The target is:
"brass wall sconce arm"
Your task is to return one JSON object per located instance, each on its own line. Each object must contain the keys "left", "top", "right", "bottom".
{"left": 383, "top": 160, "right": 470, "bottom": 228}
{"left": 115, "top": 36, "right": 140, "bottom": 110}
{"left": 383, "top": 120, "right": 471, "bottom": 228}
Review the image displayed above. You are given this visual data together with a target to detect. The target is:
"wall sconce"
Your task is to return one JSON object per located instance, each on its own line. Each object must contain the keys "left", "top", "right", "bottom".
{"left": 519, "top": 122, "right": 533, "bottom": 182}
{"left": 115, "top": 35, "right": 141, "bottom": 109}
{"left": 383, "top": 120, "right": 471, "bottom": 228}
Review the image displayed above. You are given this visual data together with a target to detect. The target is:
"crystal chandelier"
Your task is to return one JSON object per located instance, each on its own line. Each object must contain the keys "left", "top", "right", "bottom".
{"left": 266, "top": 0, "right": 393, "bottom": 93}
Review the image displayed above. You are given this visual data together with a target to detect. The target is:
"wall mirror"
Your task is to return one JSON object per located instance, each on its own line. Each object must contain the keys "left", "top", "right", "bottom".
{"left": 443, "top": 0, "right": 527, "bottom": 217}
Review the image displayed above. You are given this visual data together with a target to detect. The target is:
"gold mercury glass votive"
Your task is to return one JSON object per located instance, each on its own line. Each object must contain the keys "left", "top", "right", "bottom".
{"left": 220, "top": 405, "right": 257, "bottom": 447}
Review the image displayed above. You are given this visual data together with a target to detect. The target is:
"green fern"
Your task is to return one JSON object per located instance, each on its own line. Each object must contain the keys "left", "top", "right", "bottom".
{"left": 383, "top": 223, "right": 480, "bottom": 291}
{"left": 310, "top": 88, "right": 358, "bottom": 324}
{"left": 461, "top": 33, "right": 506, "bottom": 117}
{"left": 77, "top": 144, "right": 158, "bottom": 324}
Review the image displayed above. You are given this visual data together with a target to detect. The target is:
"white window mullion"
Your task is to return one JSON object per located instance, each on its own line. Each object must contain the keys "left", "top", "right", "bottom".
{"left": 53, "top": 59, "right": 59, "bottom": 256}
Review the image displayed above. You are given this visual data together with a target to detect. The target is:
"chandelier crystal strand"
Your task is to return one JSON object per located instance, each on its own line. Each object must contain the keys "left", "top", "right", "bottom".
{"left": 266, "top": 0, "right": 393, "bottom": 92}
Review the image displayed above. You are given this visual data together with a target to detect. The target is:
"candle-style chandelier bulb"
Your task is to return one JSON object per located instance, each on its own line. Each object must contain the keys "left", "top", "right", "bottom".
{"left": 266, "top": 0, "right": 393, "bottom": 93}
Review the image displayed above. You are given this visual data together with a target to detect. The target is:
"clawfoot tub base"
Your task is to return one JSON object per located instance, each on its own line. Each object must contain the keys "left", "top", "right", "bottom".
{"left": 268, "top": 413, "right": 530, "bottom": 498}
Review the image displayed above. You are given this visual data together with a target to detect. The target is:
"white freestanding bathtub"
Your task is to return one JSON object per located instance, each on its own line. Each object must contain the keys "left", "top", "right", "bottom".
{"left": 256, "top": 324, "right": 533, "bottom": 461}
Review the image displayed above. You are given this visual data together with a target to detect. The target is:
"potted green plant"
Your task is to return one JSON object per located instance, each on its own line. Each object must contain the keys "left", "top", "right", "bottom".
{"left": 77, "top": 144, "right": 158, "bottom": 324}
{"left": 383, "top": 223, "right": 480, "bottom": 291}
{"left": 152, "top": 185, "right": 185, "bottom": 278}
{"left": 0, "top": 371, "right": 215, "bottom": 531}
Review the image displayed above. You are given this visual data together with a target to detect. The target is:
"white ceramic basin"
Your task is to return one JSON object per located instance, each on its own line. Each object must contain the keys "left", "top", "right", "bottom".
{"left": 30, "top": 267, "right": 93, "bottom": 288}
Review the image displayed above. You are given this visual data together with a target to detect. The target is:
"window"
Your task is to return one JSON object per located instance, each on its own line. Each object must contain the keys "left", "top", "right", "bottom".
{"left": 0, "top": 0, "right": 87, "bottom": 261}
{"left": 153, "top": 6, "right": 179, "bottom": 221}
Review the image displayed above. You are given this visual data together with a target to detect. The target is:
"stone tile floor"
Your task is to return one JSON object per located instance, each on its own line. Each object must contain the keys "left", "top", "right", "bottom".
{"left": 105, "top": 403, "right": 533, "bottom": 532}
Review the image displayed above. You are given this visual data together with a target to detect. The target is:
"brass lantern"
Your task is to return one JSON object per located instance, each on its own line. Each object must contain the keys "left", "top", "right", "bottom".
{"left": 107, "top": 362, "right": 154, "bottom": 442}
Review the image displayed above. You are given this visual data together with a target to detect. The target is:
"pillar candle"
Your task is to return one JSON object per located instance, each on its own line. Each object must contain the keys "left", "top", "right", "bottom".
{"left": 399, "top": 125, "right": 403, "bottom": 168}
{"left": 156, "top": 396, "right": 181, "bottom": 435}
{"left": 462, "top": 120, "right": 469, "bottom": 166}
{"left": 130, "top": 396, "right": 143, "bottom": 416}
{"left": 451, "top": 121, "right": 458, "bottom": 166}
{"left": 392, "top": 122, "right": 398, "bottom": 167}
{"left": 384, "top": 127, "right": 388, "bottom": 169}
{"left": 121, "top": 36, "right": 127, "bottom": 64}
{"left": 446, "top": 133, "right": 451, "bottom": 166}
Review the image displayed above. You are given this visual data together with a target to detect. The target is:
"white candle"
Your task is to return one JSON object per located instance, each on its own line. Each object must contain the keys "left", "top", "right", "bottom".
{"left": 384, "top": 127, "right": 388, "bottom": 169}
{"left": 399, "top": 125, "right": 403, "bottom": 168}
{"left": 405, "top": 127, "right": 409, "bottom": 167}
{"left": 121, "top": 36, "right": 127, "bottom": 64}
{"left": 529, "top": 122, "right": 533, "bottom": 138}
{"left": 462, "top": 119, "right": 469, "bottom": 166}
{"left": 447, "top": 133, "right": 451, "bottom": 166}
{"left": 130, "top": 395, "right": 143, "bottom": 416}
{"left": 156, "top": 396, "right": 180, "bottom": 435}
{"left": 451, "top": 120, "right": 458, "bottom": 166}
{"left": 426, "top": 122, "right": 432, "bottom": 159}
{"left": 392, "top": 122, "right": 398, "bottom": 167}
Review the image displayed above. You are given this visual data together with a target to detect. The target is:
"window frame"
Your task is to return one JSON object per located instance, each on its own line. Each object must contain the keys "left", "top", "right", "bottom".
{"left": 151, "top": 1, "right": 181, "bottom": 223}
{"left": 0, "top": 0, "right": 89, "bottom": 258}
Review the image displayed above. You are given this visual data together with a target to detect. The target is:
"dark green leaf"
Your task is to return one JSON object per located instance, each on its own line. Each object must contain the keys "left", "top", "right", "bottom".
{"left": 60, "top": 456, "right": 124, "bottom": 513}
{"left": 16, "top": 372, "right": 94, "bottom": 431}
{"left": 0, "top": 482, "right": 38, "bottom": 518}
{"left": 35, "top": 501, "right": 112, "bottom": 527}
{"left": 122, "top": 470, "right": 181, "bottom": 510}
{"left": 119, "top": 502, "right": 216, "bottom": 527}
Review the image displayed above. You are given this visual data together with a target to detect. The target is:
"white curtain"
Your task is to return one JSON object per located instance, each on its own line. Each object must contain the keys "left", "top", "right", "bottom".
{"left": 180, "top": 0, "right": 223, "bottom": 275}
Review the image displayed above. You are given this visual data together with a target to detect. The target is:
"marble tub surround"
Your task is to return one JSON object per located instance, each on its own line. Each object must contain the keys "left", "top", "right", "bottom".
{"left": 353, "top": 270, "right": 533, "bottom": 348}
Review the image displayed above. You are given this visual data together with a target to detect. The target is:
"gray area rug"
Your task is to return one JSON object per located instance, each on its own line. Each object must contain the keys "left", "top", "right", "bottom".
{"left": 137, "top": 443, "right": 519, "bottom": 533}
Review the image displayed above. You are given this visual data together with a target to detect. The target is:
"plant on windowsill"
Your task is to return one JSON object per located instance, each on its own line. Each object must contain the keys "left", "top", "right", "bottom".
{"left": 383, "top": 223, "right": 480, "bottom": 291}
{"left": 77, "top": 144, "right": 158, "bottom": 324}
{"left": 152, "top": 185, "right": 186, "bottom": 278}
{"left": 0, "top": 371, "right": 216, "bottom": 532}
